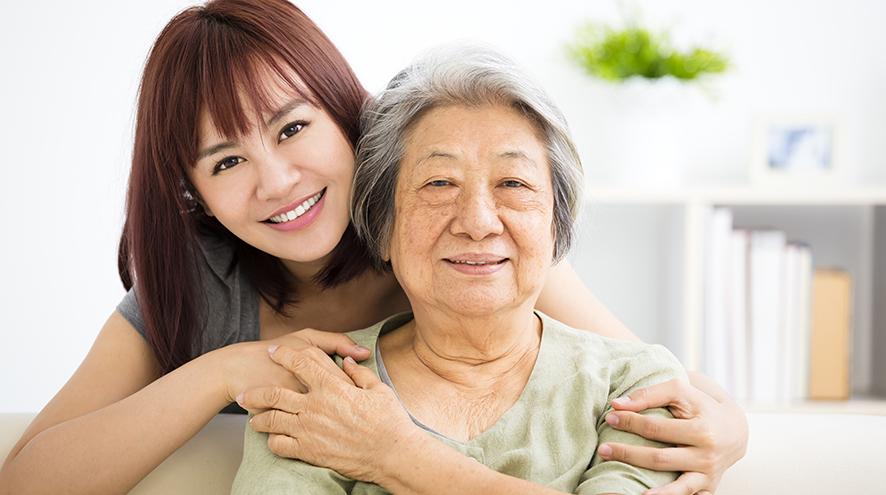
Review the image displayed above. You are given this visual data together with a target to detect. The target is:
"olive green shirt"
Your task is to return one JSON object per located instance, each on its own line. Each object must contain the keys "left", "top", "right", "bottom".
{"left": 232, "top": 312, "right": 685, "bottom": 494}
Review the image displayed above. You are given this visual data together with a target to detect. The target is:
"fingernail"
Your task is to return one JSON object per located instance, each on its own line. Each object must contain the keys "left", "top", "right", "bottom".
{"left": 235, "top": 393, "right": 244, "bottom": 404}
{"left": 267, "top": 344, "right": 279, "bottom": 354}
{"left": 344, "top": 356, "right": 356, "bottom": 365}
{"left": 612, "top": 396, "right": 630, "bottom": 407}
{"left": 598, "top": 444, "right": 612, "bottom": 458}
{"left": 354, "top": 345, "right": 370, "bottom": 353}
{"left": 605, "top": 413, "right": 619, "bottom": 426}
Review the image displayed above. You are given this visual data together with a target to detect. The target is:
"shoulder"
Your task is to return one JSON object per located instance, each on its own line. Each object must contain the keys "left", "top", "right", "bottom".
{"left": 336, "top": 312, "right": 414, "bottom": 372}
{"left": 346, "top": 312, "right": 413, "bottom": 346}
{"left": 538, "top": 312, "right": 686, "bottom": 392}
{"left": 117, "top": 230, "right": 259, "bottom": 352}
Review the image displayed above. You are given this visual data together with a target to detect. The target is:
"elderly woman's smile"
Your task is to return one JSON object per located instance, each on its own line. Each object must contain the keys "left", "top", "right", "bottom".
{"left": 388, "top": 103, "right": 556, "bottom": 316}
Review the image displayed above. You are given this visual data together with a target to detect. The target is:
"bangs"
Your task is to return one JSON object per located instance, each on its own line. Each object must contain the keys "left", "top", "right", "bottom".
{"left": 196, "top": 18, "right": 318, "bottom": 141}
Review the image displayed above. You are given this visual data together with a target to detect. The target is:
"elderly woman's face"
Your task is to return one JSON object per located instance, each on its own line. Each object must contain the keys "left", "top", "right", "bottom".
{"left": 387, "top": 104, "right": 555, "bottom": 316}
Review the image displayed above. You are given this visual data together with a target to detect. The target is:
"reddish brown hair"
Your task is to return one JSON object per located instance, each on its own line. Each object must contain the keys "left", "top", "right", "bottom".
{"left": 118, "top": 0, "right": 374, "bottom": 374}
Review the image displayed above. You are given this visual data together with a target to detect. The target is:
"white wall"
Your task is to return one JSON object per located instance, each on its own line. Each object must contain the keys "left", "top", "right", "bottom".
{"left": 2, "top": 0, "right": 885, "bottom": 412}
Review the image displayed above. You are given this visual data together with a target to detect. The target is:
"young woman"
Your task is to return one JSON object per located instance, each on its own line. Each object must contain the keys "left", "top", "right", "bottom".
{"left": 0, "top": 1, "right": 746, "bottom": 494}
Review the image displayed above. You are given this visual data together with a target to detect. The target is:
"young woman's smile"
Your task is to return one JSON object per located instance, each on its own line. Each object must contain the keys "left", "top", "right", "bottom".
{"left": 263, "top": 187, "right": 327, "bottom": 231}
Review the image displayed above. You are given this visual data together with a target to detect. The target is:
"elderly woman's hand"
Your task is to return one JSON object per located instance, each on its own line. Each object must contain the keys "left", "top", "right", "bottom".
{"left": 218, "top": 329, "right": 371, "bottom": 404}
{"left": 236, "top": 344, "right": 418, "bottom": 483}
{"left": 596, "top": 373, "right": 748, "bottom": 495}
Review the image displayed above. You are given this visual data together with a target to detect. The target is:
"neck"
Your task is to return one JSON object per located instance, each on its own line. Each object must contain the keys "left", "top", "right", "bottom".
{"left": 281, "top": 256, "right": 331, "bottom": 295}
{"left": 402, "top": 305, "right": 542, "bottom": 390}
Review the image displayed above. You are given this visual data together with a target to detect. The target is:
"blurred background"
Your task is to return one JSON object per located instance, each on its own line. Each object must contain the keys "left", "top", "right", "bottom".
{"left": 1, "top": 0, "right": 884, "bottom": 413}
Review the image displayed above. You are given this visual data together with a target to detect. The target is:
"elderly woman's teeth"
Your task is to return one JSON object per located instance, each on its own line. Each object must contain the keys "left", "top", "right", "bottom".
{"left": 269, "top": 191, "right": 323, "bottom": 224}
{"left": 449, "top": 259, "right": 505, "bottom": 265}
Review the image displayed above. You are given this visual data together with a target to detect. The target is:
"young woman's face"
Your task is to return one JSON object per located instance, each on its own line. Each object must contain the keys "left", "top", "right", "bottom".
{"left": 189, "top": 74, "right": 355, "bottom": 267}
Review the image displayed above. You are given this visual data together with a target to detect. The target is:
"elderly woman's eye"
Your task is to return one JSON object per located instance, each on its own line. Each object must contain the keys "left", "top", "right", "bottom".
{"left": 213, "top": 156, "right": 245, "bottom": 175}
{"left": 428, "top": 179, "right": 452, "bottom": 187}
{"left": 502, "top": 179, "right": 525, "bottom": 188}
{"left": 279, "top": 121, "right": 307, "bottom": 141}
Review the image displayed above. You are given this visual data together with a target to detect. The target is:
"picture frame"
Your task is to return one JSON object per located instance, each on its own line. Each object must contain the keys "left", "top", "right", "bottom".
{"left": 750, "top": 114, "right": 840, "bottom": 186}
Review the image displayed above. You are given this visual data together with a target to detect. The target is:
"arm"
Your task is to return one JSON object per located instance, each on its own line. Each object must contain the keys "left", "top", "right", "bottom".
{"left": 577, "top": 346, "right": 684, "bottom": 495}
{"left": 232, "top": 415, "right": 352, "bottom": 494}
{"left": 535, "top": 260, "right": 639, "bottom": 341}
{"left": 0, "top": 312, "right": 225, "bottom": 494}
{"left": 538, "top": 260, "right": 749, "bottom": 494}
{"left": 0, "top": 312, "right": 369, "bottom": 495}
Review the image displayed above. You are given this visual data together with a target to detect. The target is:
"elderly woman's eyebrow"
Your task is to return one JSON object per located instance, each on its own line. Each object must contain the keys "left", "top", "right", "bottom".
{"left": 416, "top": 150, "right": 458, "bottom": 166}
{"left": 418, "top": 149, "right": 537, "bottom": 164}
{"left": 498, "top": 150, "right": 535, "bottom": 162}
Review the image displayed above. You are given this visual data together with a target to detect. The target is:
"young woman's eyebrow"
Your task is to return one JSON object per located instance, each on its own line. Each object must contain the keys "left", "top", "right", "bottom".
{"left": 266, "top": 97, "right": 309, "bottom": 127}
{"left": 198, "top": 141, "right": 235, "bottom": 160}
{"left": 197, "top": 98, "right": 310, "bottom": 160}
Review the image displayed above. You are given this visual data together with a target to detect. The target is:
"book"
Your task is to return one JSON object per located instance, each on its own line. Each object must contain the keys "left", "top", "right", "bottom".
{"left": 780, "top": 243, "right": 800, "bottom": 402}
{"left": 728, "top": 229, "right": 750, "bottom": 401}
{"left": 808, "top": 269, "right": 853, "bottom": 400}
{"left": 748, "top": 229, "right": 787, "bottom": 404}
{"left": 792, "top": 245, "right": 813, "bottom": 401}
{"left": 703, "top": 208, "right": 733, "bottom": 394}
{"left": 781, "top": 243, "right": 812, "bottom": 402}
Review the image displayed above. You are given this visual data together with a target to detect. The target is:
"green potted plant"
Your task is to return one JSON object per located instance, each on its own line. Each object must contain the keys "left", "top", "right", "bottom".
{"left": 568, "top": 23, "right": 729, "bottom": 83}
{"left": 567, "top": 19, "right": 731, "bottom": 185}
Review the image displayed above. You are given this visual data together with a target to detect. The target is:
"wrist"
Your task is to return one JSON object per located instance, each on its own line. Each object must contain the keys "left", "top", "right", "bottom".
{"left": 372, "top": 425, "right": 428, "bottom": 490}
{"left": 373, "top": 428, "right": 497, "bottom": 495}
{"left": 199, "top": 344, "right": 239, "bottom": 405}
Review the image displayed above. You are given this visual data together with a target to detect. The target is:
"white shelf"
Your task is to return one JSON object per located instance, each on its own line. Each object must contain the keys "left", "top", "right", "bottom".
{"left": 585, "top": 185, "right": 886, "bottom": 205}
{"left": 571, "top": 185, "right": 886, "bottom": 399}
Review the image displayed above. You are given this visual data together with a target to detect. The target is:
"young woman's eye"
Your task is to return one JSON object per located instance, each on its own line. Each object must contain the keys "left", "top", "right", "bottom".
{"left": 501, "top": 179, "right": 525, "bottom": 188}
{"left": 213, "top": 156, "right": 245, "bottom": 175}
{"left": 279, "top": 121, "right": 307, "bottom": 141}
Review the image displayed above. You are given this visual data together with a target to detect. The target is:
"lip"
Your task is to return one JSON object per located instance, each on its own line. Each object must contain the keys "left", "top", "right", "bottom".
{"left": 264, "top": 188, "right": 326, "bottom": 221}
{"left": 443, "top": 253, "right": 509, "bottom": 276}
{"left": 264, "top": 189, "right": 326, "bottom": 232}
{"left": 445, "top": 253, "right": 508, "bottom": 263}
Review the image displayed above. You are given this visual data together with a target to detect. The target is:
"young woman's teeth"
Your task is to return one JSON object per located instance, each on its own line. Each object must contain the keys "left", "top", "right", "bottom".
{"left": 268, "top": 191, "right": 323, "bottom": 224}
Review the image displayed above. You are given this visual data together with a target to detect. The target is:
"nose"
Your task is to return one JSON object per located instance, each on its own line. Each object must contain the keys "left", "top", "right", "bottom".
{"left": 255, "top": 152, "right": 302, "bottom": 202}
{"left": 450, "top": 184, "right": 504, "bottom": 240}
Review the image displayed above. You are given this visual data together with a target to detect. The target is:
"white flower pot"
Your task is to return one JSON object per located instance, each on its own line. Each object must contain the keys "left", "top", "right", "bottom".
{"left": 591, "top": 77, "right": 705, "bottom": 187}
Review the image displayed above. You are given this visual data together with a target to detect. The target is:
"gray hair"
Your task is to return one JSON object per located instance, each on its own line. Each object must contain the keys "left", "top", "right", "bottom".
{"left": 351, "top": 45, "right": 584, "bottom": 268}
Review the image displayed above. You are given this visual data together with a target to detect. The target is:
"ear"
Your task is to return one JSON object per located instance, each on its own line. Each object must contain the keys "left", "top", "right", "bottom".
{"left": 184, "top": 186, "right": 214, "bottom": 217}
{"left": 200, "top": 198, "right": 214, "bottom": 217}
{"left": 379, "top": 232, "right": 392, "bottom": 263}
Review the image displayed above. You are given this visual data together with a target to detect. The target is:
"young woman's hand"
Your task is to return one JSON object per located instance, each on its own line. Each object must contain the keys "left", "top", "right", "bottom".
{"left": 237, "top": 344, "right": 418, "bottom": 483}
{"left": 215, "top": 329, "right": 370, "bottom": 404}
{"left": 596, "top": 374, "right": 748, "bottom": 495}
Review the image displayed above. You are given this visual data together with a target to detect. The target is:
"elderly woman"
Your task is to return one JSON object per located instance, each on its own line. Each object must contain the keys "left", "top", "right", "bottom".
{"left": 232, "top": 46, "right": 687, "bottom": 495}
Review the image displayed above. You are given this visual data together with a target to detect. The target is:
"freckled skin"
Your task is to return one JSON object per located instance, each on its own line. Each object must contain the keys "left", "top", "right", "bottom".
{"left": 388, "top": 103, "right": 556, "bottom": 319}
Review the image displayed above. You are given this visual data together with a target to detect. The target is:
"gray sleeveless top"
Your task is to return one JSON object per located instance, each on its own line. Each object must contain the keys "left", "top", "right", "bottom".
{"left": 117, "top": 235, "right": 262, "bottom": 414}
{"left": 117, "top": 234, "right": 261, "bottom": 354}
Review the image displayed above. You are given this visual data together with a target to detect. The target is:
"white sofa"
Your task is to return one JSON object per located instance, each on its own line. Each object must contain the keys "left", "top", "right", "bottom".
{"left": 2, "top": 411, "right": 885, "bottom": 494}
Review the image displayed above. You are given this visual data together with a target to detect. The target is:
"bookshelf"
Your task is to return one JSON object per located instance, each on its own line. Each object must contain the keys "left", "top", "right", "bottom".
{"left": 570, "top": 183, "right": 886, "bottom": 413}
